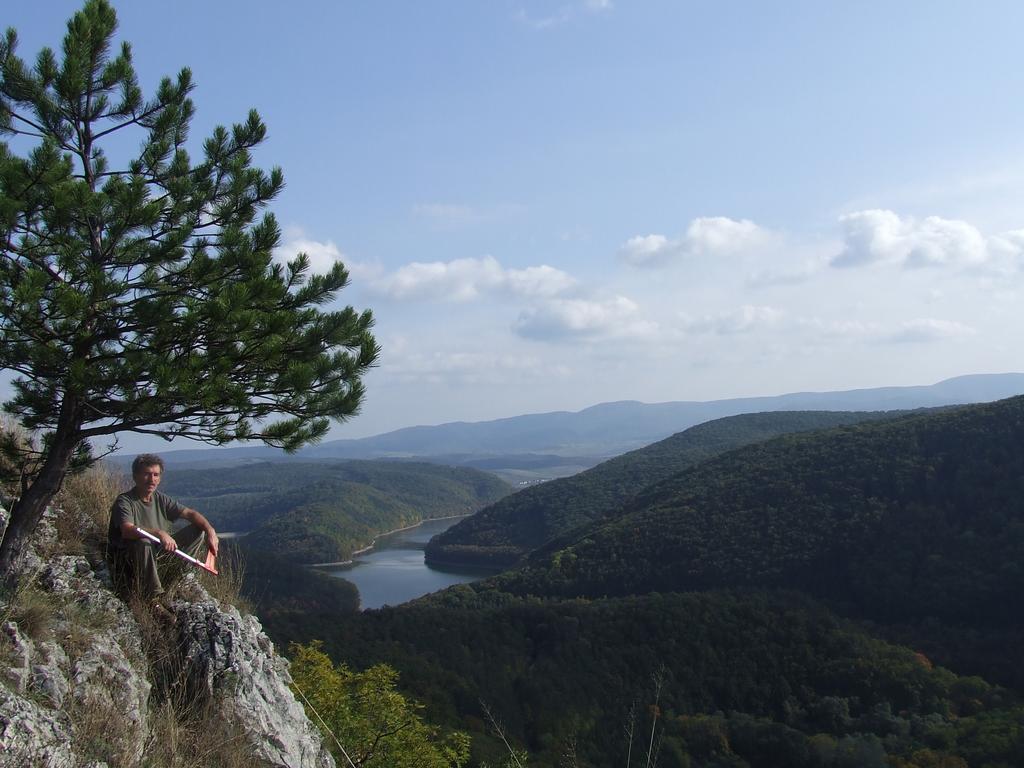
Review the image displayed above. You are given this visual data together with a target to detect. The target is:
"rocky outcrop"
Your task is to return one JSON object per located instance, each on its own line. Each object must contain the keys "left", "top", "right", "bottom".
{"left": 0, "top": 552, "right": 149, "bottom": 768}
{"left": 173, "top": 588, "right": 335, "bottom": 768}
{"left": 0, "top": 526, "right": 151, "bottom": 767}
{"left": 0, "top": 685, "right": 77, "bottom": 768}
{"left": 0, "top": 504, "right": 336, "bottom": 768}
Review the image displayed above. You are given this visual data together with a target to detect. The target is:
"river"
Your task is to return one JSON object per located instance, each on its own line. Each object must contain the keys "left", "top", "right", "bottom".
{"left": 322, "top": 516, "right": 489, "bottom": 610}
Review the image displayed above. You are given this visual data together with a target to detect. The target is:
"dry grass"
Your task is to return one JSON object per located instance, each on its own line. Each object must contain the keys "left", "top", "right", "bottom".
{"left": 146, "top": 698, "right": 254, "bottom": 768}
{"left": 66, "top": 692, "right": 138, "bottom": 767}
{"left": 197, "top": 542, "right": 251, "bottom": 613}
{"left": 125, "top": 587, "right": 256, "bottom": 768}
{"left": 66, "top": 662, "right": 255, "bottom": 768}
{"left": 57, "top": 599, "right": 120, "bottom": 662}
{"left": 53, "top": 461, "right": 125, "bottom": 557}
{"left": 125, "top": 593, "right": 184, "bottom": 687}
{"left": 2, "top": 582, "right": 59, "bottom": 641}
{"left": 120, "top": 595, "right": 252, "bottom": 768}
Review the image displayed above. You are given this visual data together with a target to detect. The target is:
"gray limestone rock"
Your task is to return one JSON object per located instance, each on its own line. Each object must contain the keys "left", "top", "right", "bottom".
{"left": 31, "top": 641, "right": 70, "bottom": 708}
{"left": 39, "top": 555, "right": 145, "bottom": 664}
{"left": 0, "top": 546, "right": 149, "bottom": 766}
{"left": 0, "top": 686, "right": 76, "bottom": 767}
{"left": 174, "top": 592, "right": 336, "bottom": 768}
{"left": 2, "top": 621, "right": 32, "bottom": 694}
{"left": 69, "top": 637, "right": 150, "bottom": 766}
{"left": 1, "top": 505, "right": 335, "bottom": 768}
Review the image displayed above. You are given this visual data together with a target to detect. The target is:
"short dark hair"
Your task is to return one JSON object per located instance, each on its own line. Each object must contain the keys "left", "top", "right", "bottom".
{"left": 131, "top": 454, "right": 165, "bottom": 474}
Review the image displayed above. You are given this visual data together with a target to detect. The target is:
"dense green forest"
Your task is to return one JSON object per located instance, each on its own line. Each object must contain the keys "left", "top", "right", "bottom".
{"left": 302, "top": 588, "right": 1023, "bottom": 768}
{"left": 230, "top": 542, "right": 361, "bottom": 628}
{"left": 493, "top": 400, "right": 1024, "bottom": 653}
{"left": 426, "top": 410, "right": 906, "bottom": 568}
{"left": 245, "top": 398, "right": 1024, "bottom": 767}
{"left": 162, "top": 459, "right": 510, "bottom": 563}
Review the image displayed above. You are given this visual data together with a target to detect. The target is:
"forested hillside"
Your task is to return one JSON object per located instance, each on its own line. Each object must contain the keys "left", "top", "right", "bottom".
{"left": 318, "top": 588, "right": 1024, "bottom": 768}
{"left": 426, "top": 410, "right": 904, "bottom": 568}
{"left": 261, "top": 397, "right": 1024, "bottom": 767}
{"left": 234, "top": 543, "right": 361, "bottom": 635}
{"left": 497, "top": 398, "right": 1024, "bottom": 630}
{"left": 162, "top": 460, "right": 510, "bottom": 563}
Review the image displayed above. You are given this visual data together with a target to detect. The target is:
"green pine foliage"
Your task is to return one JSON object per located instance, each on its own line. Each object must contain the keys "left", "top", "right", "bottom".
{"left": 0, "top": 0, "right": 378, "bottom": 582}
{"left": 426, "top": 410, "right": 903, "bottom": 568}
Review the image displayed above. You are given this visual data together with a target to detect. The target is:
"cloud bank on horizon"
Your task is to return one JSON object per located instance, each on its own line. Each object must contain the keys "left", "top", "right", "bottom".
{"left": 278, "top": 207, "right": 1013, "bottom": 347}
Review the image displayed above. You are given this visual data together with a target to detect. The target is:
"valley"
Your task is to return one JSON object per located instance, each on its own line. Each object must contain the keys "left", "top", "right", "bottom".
{"left": 147, "top": 381, "right": 1024, "bottom": 766}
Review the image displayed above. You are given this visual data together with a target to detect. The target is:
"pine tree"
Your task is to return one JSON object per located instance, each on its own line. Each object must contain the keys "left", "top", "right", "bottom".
{"left": 0, "top": 1, "right": 379, "bottom": 583}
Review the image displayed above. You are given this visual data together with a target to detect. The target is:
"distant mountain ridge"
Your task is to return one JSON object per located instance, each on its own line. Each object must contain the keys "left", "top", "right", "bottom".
{"left": 112, "top": 373, "right": 1024, "bottom": 469}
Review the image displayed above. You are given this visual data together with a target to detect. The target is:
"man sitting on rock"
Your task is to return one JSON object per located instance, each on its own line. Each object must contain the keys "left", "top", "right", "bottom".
{"left": 107, "top": 453, "right": 219, "bottom": 615}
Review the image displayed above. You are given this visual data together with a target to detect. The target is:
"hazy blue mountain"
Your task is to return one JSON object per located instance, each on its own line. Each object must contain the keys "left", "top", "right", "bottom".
{"left": 109, "top": 373, "right": 1024, "bottom": 470}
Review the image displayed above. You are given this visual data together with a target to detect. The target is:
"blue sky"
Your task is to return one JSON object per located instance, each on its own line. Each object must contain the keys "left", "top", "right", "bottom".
{"left": 7, "top": 1, "right": 1024, "bottom": 446}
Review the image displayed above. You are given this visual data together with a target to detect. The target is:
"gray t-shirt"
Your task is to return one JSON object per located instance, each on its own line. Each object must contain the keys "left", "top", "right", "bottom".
{"left": 108, "top": 490, "right": 185, "bottom": 549}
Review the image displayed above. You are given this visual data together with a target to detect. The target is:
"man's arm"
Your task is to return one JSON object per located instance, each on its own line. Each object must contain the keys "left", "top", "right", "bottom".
{"left": 119, "top": 521, "right": 178, "bottom": 552}
{"left": 180, "top": 507, "right": 219, "bottom": 557}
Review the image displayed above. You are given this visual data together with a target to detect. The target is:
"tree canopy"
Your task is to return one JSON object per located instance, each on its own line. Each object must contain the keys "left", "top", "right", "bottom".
{"left": 289, "top": 641, "right": 470, "bottom": 768}
{"left": 426, "top": 410, "right": 902, "bottom": 569}
{"left": 0, "top": 0, "right": 378, "bottom": 580}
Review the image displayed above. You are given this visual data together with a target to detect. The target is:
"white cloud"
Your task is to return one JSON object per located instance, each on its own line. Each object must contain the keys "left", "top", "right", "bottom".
{"left": 274, "top": 229, "right": 345, "bottom": 276}
{"left": 383, "top": 348, "right": 561, "bottom": 386}
{"left": 686, "top": 217, "right": 766, "bottom": 256}
{"left": 516, "top": 0, "right": 612, "bottom": 29}
{"left": 803, "top": 316, "right": 976, "bottom": 345}
{"left": 504, "top": 265, "right": 577, "bottom": 297}
{"left": 989, "top": 229, "right": 1024, "bottom": 261}
{"left": 372, "top": 255, "right": 576, "bottom": 302}
{"left": 514, "top": 296, "right": 658, "bottom": 341}
{"left": 884, "top": 318, "right": 976, "bottom": 344}
{"left": 619, "top": 234, "right": 671, "bottom": 265}
{"left": 274, "top": 228, "right": 378, "bottom": 281}
{"left": 620, "top": 217, "right": 769, "bottom": 267}
{"left": 680, "top": 305, "right": 785, "bottom": 335}
{"left": 832, "top": 209, "right": 999, "bottom": 269}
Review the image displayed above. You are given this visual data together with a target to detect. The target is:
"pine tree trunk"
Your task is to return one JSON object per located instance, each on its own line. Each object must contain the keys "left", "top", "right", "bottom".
{"left": 0, "top": 400, "right": 83, "bottom": 590}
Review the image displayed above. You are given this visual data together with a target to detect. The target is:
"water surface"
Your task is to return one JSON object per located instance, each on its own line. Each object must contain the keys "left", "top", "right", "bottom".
{"left": 325, "top": 516, "right": 488, "bottom": 610}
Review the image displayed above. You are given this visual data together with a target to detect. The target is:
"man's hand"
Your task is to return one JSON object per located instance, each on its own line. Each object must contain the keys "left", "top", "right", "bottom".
{"left": 207, "top": 530, "right": 219, "bottom": 558}
{"left": 157, "top": 530, "right": 177, "bottom": 552}
{"left": 181, "top": 506, "right": 219, "bottom": 558}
